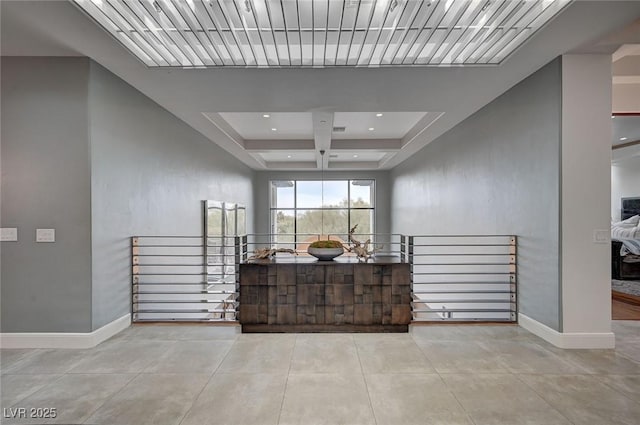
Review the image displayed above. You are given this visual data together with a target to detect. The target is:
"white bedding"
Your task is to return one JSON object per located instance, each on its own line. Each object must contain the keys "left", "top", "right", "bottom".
{"left": 619, "top": 239, "right": 640, "bottom": 257}
{"left": 612, "top": 215, "right": 640, "bottom": 240}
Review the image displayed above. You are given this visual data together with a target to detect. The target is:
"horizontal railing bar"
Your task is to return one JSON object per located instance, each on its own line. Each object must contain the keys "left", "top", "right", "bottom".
{"left": 411, "top": 253, "right": 511, "bottom": 256}
{"left": 133, "top": 318, "right": 239, "bottom": 322}
{"left": 412, "top": 318, "right": 514, "bottom": 322}
{"left": 412, "top": 235, "right": 515, "bottom": 238}
{"left": 135, "top": 263, "right": 205, "bottom": 267}
{"left": 411, "top": 263, "right": 512, "bottom": 266}
{"left": 134, "top": 282, "right": 234, "bottom": 285}
{"left": 411, "top": 244, "right": 511, "bottom": 247}
{"left": 135, "top": 308, "right": 236, "bottom": 313}
{"left": 413, "top": 290, "right": 512, "bottom": 294}
{"left": 133, "top": 273, "right": 208, "bottom": 276}
{"left": 411, "top": 281, "right": 513, "bottom": 285}
{"left": 136, "top": 300, "right": 238, "bottom": 304}
{"left": 411, "top": 308, "right": 514, "bottom": 313}
{"left": 135, "top": 254, "right": 205, "bottom": 257}
{"left": 135, "top": 291, "right": 237, "bottom": 295}
{"left": 412, "top": 272, "right": 513, "bottom": 275}
{"left": 133, "top": 235, "right": 204, "bottom": 238}
{"left": 411, "top": 299, "right": 511, "bottom": 304}
{"left": 133, "top": 244, "right": 204, "bottom": 248}
{"left": 247, "top": 233, "right": 405, "bottom": 236}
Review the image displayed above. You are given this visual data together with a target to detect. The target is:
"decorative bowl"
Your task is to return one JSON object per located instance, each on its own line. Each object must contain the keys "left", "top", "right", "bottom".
{"left": 307, "top": 246, "right": 344, "bottom": 261}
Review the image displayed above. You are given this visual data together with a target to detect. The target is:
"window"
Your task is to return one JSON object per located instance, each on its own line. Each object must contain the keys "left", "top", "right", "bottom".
{"left": 270, "top": 179, "right": 375, "bottom": 248}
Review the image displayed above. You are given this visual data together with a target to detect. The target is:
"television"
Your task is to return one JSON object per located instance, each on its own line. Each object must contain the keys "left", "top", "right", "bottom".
{"left": 622, "top": 197, "right": 640, "bottom": 220}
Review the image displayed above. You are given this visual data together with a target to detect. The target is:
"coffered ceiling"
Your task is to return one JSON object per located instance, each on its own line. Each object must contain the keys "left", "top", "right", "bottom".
{"left": 206, "top": 110, "right": 438, "bottom": 168}
{"left": 3, "top": 1, "right": 640, "bottom": 170}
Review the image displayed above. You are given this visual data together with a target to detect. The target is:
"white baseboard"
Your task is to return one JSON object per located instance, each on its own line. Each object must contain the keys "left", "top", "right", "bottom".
{"left": 0, "top": 314, "right": 131, "bottom": 349}
{"left": 519, "top": 313, "right": 615, "bottom": 349}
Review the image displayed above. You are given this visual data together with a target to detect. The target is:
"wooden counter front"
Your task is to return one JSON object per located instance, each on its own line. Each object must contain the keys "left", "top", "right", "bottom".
{"left": 239, "top": 257, "right": 411, "bottom": 332}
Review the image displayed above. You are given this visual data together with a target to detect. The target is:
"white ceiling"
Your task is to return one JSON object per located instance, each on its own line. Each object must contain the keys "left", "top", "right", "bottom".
{"left": 2, "top": 1, "right": 640, "bottom": 170}
{"left": 612, "top": 114, "right": 640, "bottom": 147}
{"left": 219, "top": 112, "right": 315, "bottom": 139}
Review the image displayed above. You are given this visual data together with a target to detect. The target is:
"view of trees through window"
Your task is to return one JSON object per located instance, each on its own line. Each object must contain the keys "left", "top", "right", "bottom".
{"left": 270, "top": 180, "right": 375, "bottom": 247}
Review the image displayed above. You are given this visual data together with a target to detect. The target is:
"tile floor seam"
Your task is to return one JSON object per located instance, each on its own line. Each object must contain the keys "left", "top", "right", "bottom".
{"left": 276, "top": 333, "right": 297, "bottom": 425}
{"left": 3, "top": 373, "right": 67, "bottom": 409}
{"left": 78, "top": 372, "right": 140, "bottom": 425}
{"left": 511, "top": 373, "right": 579, "bottom": 425}
{"left": 436, "top": 373, "right": 479, "bottom": 425}
{"left": 0, "top": 349, "right": 43, "bottom": 375}
{"left": 353, "top": 335, "right": 379, "bottom": 425}
{"left": 599, "top": 377, "right": 640, "bottom": 407}
{"left": 614, "top": 349, "right": 640, "bottom": 365}
{"left": 176, "top": 335, "right": 238, "bottom": 425}
{"left": 409, "top": 336, "right": 438, "bottom": 372}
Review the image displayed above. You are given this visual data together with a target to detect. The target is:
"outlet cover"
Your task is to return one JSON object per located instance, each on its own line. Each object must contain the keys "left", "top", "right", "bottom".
{"left": 36, "top": 228, "right": 55, "bottom": 243}
{"left": 1, "top": 228, "right": 18, "bottom": 242}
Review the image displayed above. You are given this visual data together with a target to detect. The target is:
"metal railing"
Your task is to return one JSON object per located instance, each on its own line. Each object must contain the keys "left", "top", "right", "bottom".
{"left": 244, "top": 233, "right": 407, "bottom": 259}
{"left": 409, "top": 235, "right": 517, "bottom": 322}
{"left": 132, "top": 236, "right": 239, "bottom": 322}
{"left": 132, "top": 233, "right": 517, "bottom": 323}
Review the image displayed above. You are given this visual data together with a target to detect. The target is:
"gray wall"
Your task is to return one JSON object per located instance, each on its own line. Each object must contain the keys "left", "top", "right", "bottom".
{"left": 1, "top": 57, "right": 93, "bottom": 332}
{"left": 89, "top": 62, "right": 255, "bottom": 329}
{"left": 0, "top": 57, "right": 255, "bottom": 332}
{"left": 390, "top": 59, "right": 562, "bottom": 331}
{"left": 253, "top": 170, "right": 391, "bottom": 237}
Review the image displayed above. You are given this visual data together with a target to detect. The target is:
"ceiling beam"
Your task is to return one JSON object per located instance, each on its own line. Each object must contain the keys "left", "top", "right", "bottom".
{"left": 328, "top": 161, "right": 380, "bottom": 169}
{"left": 401, "top": 112, "right": 445, "bottom": 148}
{"left": 244, "top": 139, "right": 315, "bottom": 151}
{"left": 265, "top": 161, "right": 317, "bottom": 169}
{"left": 613, "top": 44, "right": 640, "bottom": 62}
{"left": 331, "top": 139, "right": 402, "bottom": 150}
{"left": 201, "top": 113, "right": 246, "bottom": 149}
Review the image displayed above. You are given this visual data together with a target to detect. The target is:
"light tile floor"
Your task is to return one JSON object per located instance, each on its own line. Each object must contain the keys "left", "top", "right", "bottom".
{"left": 1, "top": 322, "right": 639, "bottom": 425}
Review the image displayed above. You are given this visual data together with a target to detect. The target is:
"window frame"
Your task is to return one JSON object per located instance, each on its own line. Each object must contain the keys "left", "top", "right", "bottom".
{"left": 269, "top": 179, "right": 376, "bottom": 244}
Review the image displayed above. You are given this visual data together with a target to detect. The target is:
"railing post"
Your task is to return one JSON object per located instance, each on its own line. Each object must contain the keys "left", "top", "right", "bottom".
{"left": 408, "top": 236, "right": 414, "bottom": 319}
{"left": 234, "top": 235, "right": 242, "bottom": 321}
{"left": 510, "top": 235, "right": 518, "bottom": 322}
{"left": 408, "top": 235, "right": 414, "bottom": 269}
{"left": 131, "top": 236, "right": 139, "bottom": 323}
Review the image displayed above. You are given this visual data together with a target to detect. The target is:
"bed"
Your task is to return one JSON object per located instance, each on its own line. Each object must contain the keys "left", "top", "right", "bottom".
{"left": 611, "top": 197, "right": 640, "bottom": 280}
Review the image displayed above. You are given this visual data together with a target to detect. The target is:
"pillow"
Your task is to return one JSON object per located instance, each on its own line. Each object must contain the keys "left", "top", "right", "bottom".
{"left": 617, "top": 215, "right": 640, "bottom": 226}
{"left": 612, "top": 225, "right": 640, "bottom": 240}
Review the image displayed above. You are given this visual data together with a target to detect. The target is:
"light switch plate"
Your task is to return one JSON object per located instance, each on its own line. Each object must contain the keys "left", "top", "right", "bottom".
{"left": 1, "top": 228, "right": 18, "bottom": 242}
{"left": 36, "top": 228, "right": 55, "bottom": 243}
{"left": 593, "top": 229, "right": 609, "bottom": 244}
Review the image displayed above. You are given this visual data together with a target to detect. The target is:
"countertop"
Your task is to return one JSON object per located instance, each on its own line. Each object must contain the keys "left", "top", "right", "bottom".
{"left": 242, "top": 254, "right": 406, "bottom": 265}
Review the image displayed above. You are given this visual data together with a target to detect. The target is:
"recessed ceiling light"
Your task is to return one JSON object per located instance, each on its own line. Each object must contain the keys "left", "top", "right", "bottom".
{"left": 620, "top": 137, "right": 628, "bottom": 141}
{"left": 287, "top": 155, "right": 292, "bottom": 158}
{"left": 376, "top": 113, "right": 383, "bottom": 117}
{"left": 353, "top": 154, "right": 358, "bottom": 158}
{"left": 368, "top": 127, "right": 374, "bottom": 131}
{"left": 263, "top": 114, "right": 270, "bottom": 118}
{"left": 272, "top": 128, "right": 277, "bottom": 131}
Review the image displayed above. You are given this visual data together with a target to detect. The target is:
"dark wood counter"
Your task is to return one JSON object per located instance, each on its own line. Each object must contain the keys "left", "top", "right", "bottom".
{"left": 239, "top": 256, "right": 411, "bottom": 333}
